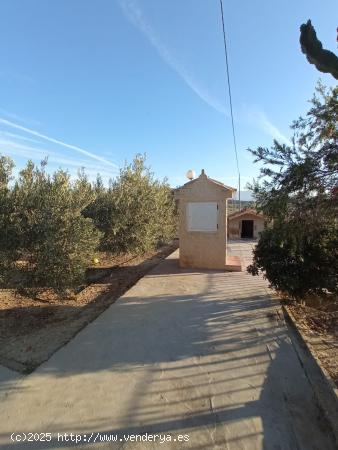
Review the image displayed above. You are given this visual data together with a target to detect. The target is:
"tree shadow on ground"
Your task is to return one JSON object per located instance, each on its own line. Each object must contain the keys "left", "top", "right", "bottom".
{"left": 0, "top": 247, "right": 335, "bottom": 449}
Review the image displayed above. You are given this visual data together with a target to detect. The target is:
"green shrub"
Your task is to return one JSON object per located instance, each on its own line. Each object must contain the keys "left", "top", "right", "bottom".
{"left": 0, "top": 153, "right": 176, "bottom": 296}
{"left": 247, "top": 83, "right": 338, "bottom": 299}
{"left": 248, "top": 220, "right": 338, "bottom": 298}
{"left": 0, "top": 157, "right": 101, "bottom": 296}
{"left": 84, "top": 155, "right": 176, "bottom": 255}
{"left": 0, "top": 156, "right": 19, "bottom": 284}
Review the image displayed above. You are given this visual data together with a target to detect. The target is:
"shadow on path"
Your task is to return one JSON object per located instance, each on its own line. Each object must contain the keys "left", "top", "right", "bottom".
{"left": 0, "top": 246, "right": 335, "bottom": 449}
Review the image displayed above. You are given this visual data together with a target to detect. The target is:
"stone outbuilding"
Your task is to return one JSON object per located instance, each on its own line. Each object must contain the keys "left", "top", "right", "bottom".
{"left": 227, "top": 208, "right": 266, "bottom": 239}
{"left": 174, "top": 170, "right": 237, "bottom": 270}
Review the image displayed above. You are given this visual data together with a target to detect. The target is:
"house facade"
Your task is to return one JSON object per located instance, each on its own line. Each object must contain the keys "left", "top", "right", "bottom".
{"left": 227, "top": 208, "right": 266, "bottom": 239}
{"left": 174, "top": 170, "right": 236, "bottom": 270}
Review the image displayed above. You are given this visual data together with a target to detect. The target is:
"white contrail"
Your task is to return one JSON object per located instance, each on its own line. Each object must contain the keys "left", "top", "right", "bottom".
{"left": 119, "top": 0, "right": 227, "bottom": 115}
{"left": 255, "top": 111, "right": 291, "bottom": 146}
{"left": 0, "top": 138, "right": 115, "bottom": 173}
{"left": 0, "top": 117, "right": 119, "bottom": 168}
{"left": 0, "top": 130, "right": 42, "bottom": 144}
{"left": 120, "top": 1, "right": 293, "bottom": 147}
{"left": 244, "top": 106, "right": 291, "bottom": 146}
{"left": 0, "top": 108, "right": 41, "bottom": 126}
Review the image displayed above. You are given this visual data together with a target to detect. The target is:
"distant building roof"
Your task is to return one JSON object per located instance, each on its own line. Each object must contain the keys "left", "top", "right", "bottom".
{"left": 174, "top": 169, "right": 237, "bottom": 193}
{"left": 228, "top": 208, "right": 265, "bottom": 220}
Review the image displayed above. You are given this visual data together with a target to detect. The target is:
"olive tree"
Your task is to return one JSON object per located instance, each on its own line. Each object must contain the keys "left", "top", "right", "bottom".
{"left": 247, "top": 83, "right": 338, "bottom": 298}
{"left": 85, "top": 155, "right": 176, "bottom": 255}
{"left": 0, "top": 157, "right": 102, "bottom": 295}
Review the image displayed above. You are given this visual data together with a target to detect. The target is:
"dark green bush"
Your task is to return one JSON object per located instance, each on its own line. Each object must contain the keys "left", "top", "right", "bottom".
{"left": 0, "top": 157, "right": 101, "bottom": 295}
{"left": 84, "top": 155, "right": 176, "bottom": 255}
{"left": 0, "top": 155, "right": 19, "bottom": 284}
{"left": 0, "top": 153, "right": 176, "bottom": 297}
{"left": 248, "top": 83, "right": 338, "bottom": 299}
{"left": 248, "top": 220, "right": 338, "bottom": 298}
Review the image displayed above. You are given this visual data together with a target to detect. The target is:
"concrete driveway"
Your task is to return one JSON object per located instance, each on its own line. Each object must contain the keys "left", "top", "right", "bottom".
{"left": 0, "top": 241, "right": 335, "bottom": 449}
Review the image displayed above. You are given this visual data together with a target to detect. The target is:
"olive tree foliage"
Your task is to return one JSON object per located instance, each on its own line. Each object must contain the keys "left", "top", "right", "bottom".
{"left": 0, "top": 153, "right": 176, "bottom": 297}
{"left": 247, "top": 83, "right": 338, "bottom": 298}
{"left": 84, "top": 155, "right": 176, "bottom": 255}
{"left": 0, "top": 157, "right": 102, "bottom": 295}
{"left": 0, "top": 156, "right": 17, "bottom": 284}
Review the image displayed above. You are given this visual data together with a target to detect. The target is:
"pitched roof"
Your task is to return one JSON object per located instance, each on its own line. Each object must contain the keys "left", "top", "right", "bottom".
{"left": 228, "top": 208, "right": 265, "bottom": 220}
{"left": 174, "top": 169, "right": 236, "bottom": 193}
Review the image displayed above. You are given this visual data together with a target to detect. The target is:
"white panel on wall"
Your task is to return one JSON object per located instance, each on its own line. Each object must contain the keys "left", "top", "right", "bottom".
{"left": 187, "top": 202, "right": 218, "bottom": 232}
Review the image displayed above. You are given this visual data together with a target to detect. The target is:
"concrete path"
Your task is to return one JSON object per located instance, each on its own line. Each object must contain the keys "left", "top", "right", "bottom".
{"left": 0, "top": 242, "right": 335, "bottom": 449}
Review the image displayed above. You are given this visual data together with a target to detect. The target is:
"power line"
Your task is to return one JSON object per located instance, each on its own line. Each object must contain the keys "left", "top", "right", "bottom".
{"left": 219, "top": 0, "right": 241, "bottom": 209}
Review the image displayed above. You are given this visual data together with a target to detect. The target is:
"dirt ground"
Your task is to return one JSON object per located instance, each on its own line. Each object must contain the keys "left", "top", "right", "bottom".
{"left": 0, "top": 241, "right": 178, "bottom": 373}
{"left": 287, "top": 297, "right": 338, "bottom": 387}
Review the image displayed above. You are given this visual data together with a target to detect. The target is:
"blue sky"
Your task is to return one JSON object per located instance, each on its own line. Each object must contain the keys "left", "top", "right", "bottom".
{"left": 0, "top": 0, "right": 337, "bottom": 198}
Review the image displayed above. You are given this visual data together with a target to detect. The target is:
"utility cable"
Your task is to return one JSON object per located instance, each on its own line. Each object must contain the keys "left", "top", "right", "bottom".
{"left": 219, "top": 0, "right": 241, "bottom": 209}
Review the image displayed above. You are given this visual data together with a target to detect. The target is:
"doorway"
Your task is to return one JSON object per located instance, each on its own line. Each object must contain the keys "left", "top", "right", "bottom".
{"left": 241, "top": 220, "right": 254, "bottom": 238}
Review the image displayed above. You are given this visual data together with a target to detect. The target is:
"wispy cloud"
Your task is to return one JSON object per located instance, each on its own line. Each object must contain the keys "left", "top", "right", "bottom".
{"left": 245, "top": 108, "right": 291, "bottom": 145}
{"left": 118, "top": 0, "right": 227, "bottom": 115}
{"left": 0, "top": 138, "right": 46, "bottom": 159}
{"left": 0, "top": 117, "right": 119, "bottom": 169}
{"left": 0, "top": 108, "right": 41, "bottom": 127}
{"left": 119, "top": 1, "right": 293, "bottom": 149}
{"left": 256, "top": 112, "right": 291, "bottom": 146}
{"left": 0, "top": 130, "right": 42, "bottom": 145}
{"left": 0, "top": 138, "right": 117, "bottom": 180}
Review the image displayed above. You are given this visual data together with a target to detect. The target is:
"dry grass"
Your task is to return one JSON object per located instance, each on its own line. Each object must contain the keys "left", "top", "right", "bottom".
{"left": 286, "top": 295, "right": 338, "bottom": 386}
{"left": 0, "top": 241, "right": 178, "bottom": 373}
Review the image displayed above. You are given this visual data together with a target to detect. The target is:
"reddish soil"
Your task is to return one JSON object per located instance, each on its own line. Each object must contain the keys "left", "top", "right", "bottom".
{"left": 0, "top": 241, "right": 178, "bottom": 373}
{"left": 287, "top": 297, "right": 338, "bottom": 387}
